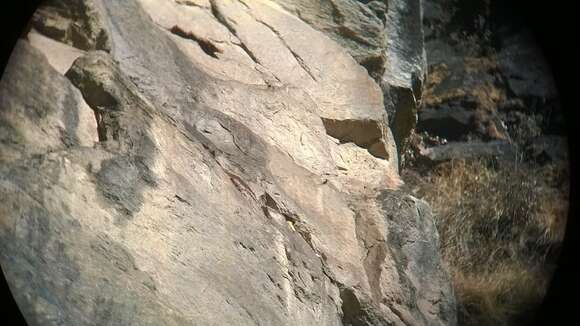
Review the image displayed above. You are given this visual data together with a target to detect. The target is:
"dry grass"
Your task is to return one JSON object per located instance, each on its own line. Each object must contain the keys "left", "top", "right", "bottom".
{"left": 412, "top": 158, "right": 568, "bottom": 325}
{"left": 453, "top": 263, "right": 551, "bottom": 325}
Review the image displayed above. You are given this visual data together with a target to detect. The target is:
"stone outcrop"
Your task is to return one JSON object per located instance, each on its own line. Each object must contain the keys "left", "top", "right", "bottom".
{"left": 30, "top": 0, "right": 111, "bottom": 51}
{"left": 418, "top": 140, "right": 517, "bottom": 164}
{"left": 418, "top": 0, "right": 564, "bottom": 156}
{"left": 0, "top": 1, "right": 456, "bottom": 325}
{"left": 266, "top": 0, "right": 429, "bottom": 163}
{"left": 382, "top": 0, "right": 427, "bottom": 158}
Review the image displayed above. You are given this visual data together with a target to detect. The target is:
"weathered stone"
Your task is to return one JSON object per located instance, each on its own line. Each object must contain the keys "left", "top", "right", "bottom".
{"left": 497, "top": 31, "right": 558, "bottom": 100}
{"left": 419, "top": 140, "right": 517, "bottom": 163}
{"left": 417, "top": 105, "right": 509, "bottom": 142}
{"left": 0, "top": 41, "right": 97, "bottom": 163}
{"left": 30, "top": 0, "right": 111, "bottom": 51}
{"left": 382, "top": 0, "right": 427, "bottom": 159}
{"left": 28, "top": 29, "right": 86, "bottom": 74}
{"left": 377, "top": 190, "right": 457, "bottom": 326}
{"left": 0, "top": 1, "right": 456, "bottom": 325}
{"left": 270, "top": 0, "right": 387, "bottom": 79}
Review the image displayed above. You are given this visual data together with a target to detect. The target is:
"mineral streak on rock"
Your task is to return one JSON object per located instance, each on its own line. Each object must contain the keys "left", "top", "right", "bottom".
{"left": 0, "top": 0, "right": 456, "bottom": 325}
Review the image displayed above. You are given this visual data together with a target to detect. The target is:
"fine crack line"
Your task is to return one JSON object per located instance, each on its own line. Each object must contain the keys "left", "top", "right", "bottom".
{"left": 168, "top": 25, "right": 222, "bottom": 58}
{"left": 208, "top": 0, "right": 261, "bottom": 65}
{"left": 174, "top": 0, "right": 208, "bottom": 10}
{"left": 236, "top": 0, "right": 250, "bottom": 10}
{"left": 232, "top": 0, "right": 318, "bottom": 82}
{"left": 212, "top": 119, "right": 248, "bottom": 156}
{"left": 327, "top": 0, "right": 378, "bottom": 49}
{"left": 251, "top": 16, "right": 319, "bottom": 82}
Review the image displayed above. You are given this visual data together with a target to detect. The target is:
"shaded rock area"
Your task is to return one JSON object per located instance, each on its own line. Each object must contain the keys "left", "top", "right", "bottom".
{"left": 0, "top": 1, "right": 456, "bottom": 325}
{"left": 418, "top": 140, "right": 517, "bottom": 165}
{"left": 274, "top": 0, "right": 428, "bottom": 163}
{"left": 381, "top": 0, "right": 427, "bottom": 157}
{"left": 270, "top": 0, "right": 387, "bottom": 79}
{"left": 406, "top": 0, "right": 566, "bottom": 167}
{"left": 30, "top": 0, "right": 111, "bottom": 51}
{"left": 398, "top": 2, "right": 568, "bottom": 325}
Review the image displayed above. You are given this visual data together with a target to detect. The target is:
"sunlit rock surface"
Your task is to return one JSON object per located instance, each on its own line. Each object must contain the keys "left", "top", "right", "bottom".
{"left": 0, "top": 1, "right": 456, "bottom": 325}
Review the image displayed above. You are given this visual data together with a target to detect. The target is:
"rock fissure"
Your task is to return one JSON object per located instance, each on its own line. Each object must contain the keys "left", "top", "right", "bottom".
{"left": 174, "top": 0, "right": 209, "bottom": 9}
{"left": 321, "top": 117, "right": 388, "bottom": 160}
{"left": 168, "top": 25, "right": 223, "bottom": 58}
{"left": 208, "top": 0, "right": 261, "bottom": 66}
{"left": 248, "top": 12, "right": 319, "bottom": 82}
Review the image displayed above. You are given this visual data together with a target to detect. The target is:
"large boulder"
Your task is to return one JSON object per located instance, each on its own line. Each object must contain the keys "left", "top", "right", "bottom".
{"left": 0, "top": 1, "right": 456, "bottom": 325}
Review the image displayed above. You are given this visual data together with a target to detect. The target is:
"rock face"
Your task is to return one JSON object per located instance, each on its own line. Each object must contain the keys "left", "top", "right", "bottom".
{"left": 0, "top": 1, "right": 456, "bottom": 325}
{"left": 418, "top": 0, "right": 564, "bottom": 155}
{"left": 270, "top": 0, "right": 429, "bottom": 162}
{"left": 382, "top": 0, "right": 427, "bottom": 157}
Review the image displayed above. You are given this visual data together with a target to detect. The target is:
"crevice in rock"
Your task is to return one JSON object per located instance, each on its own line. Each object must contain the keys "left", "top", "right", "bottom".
{"left": 389, "top": 85, "right": 419, "bottom": 156}
{"left": 59, "top": 66, "right": 112, "bottom": 144}
{"left": 339, "top": 287, "right": 365, "bottom": 326}
{"left": 93, "top": 111, "right": 107, "bottom": 142}
{"left": 174, "top": 0, "right": 208, "bottom": 9}
{"left": 338, "top": 286, "right": 391, "bottom": 326}
{"left": 169, "top": 25, "right": 222, "bottom": 58}
{"left": 226, "top": 172, "right": 258, "bottom": 202}
{"left": 208, "top": 0, "right": 261, "bottom": 65}
{"left": 321, "top": 118, "right": 388, "bottom": 159}
{"left": 293, "top": 224, "right": 317, "bottom": 255}
{"left": 236, "top": 0, "right": 251, "bottom": 10}
{"left": 250, "top": 15, "right": 318, "bottom": 82}
{"left": 258, "top": 193, "right": 317, "bottom": 256}
{"left": 359, "top": 54, "right": 386, "bottom": 81}
{"left": 64, "top": 67, "right": 120, "bottom": 144}
{"left": 216, "top": 120, "right": 249, "bottom": 156}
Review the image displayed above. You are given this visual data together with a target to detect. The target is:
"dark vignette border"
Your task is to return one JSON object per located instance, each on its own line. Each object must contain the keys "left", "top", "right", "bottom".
{"left": 508, "top": 0, "right": 577, "bottom": 324}
{"left": 0, "top": 0, "right": 576, "bottom": 325}
{"left": 1, "top": 3, "right": 42, "bottom": 324}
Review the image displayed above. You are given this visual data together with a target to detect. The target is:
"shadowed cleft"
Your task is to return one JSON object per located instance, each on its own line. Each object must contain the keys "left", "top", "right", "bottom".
{"left": 340, "top": 288, "right": 364, "bottom": 326}
{"left": 169, "top": 25, "right": 222, "bottom": 58}
{"left": 321, "top": 118, "right": 389, "bottom": 159}
{"left": 209, "top": 0, "right": 261, "bottom": 65}
{"left": 339, "top": 287, "right": 385, "bottom": 326}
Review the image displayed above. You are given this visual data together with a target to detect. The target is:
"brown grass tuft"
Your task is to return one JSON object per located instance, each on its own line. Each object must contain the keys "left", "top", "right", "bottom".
{"left": 412, "top": 158, "right": 568, "bottom": 325}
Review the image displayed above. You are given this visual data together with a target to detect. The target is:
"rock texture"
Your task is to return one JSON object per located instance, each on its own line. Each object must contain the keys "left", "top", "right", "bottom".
{"left": 382, "top": 0, "right": 427, "bottom": 157}
{"left": 419, "top": 140, "right": 516, "bottom": 164}
{"left": 389, "top": 0, "right": 568, "bottom": 171}
{"left": 267, "top": 0, "right": 429, "bottom": 163}
{"left": 1, "top": 1, "right": 456, "bottom": 325}
{"left": 413, "top": 0, "right": 565, "bottom": 164}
